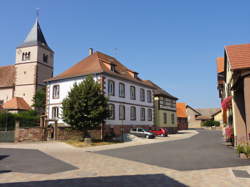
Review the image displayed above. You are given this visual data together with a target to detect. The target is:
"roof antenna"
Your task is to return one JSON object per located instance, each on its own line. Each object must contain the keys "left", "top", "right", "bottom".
{"left": 36, "top": 8, "right": 40, "bottom": 21}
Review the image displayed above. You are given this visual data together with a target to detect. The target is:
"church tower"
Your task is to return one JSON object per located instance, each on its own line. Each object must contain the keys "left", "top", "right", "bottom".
{"left": 15, "top": 19, "right": 54, "bottom": 106}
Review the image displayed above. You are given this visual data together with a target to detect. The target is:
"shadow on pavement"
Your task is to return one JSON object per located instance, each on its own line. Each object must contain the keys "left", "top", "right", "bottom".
{"left": 0, "top": 148, "right": 78, "bottom": 174}
{"left": 0, "top": 170, "right": 11, "bottom": 174}
{"left": 0, "top": 174, "right": 188, "bottom": 187}
{"left": 0, "top": 155, "right": 9, "bottom": 160}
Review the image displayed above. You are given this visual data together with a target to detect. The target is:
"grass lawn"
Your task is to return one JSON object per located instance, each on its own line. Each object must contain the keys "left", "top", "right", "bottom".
{"left": 63, "top": 138, "right": 121, "bottom": 148}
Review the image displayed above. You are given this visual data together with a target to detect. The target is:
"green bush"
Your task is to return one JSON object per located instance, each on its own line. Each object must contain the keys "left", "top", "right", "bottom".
{"left": 14, "top": 110, "right": 39, "bottom": 128}
{"left": 202, "top": 120, "right": 220, "bottom": 127}
{"left": 0, "top": 111, "right": 16, "bottom": 131}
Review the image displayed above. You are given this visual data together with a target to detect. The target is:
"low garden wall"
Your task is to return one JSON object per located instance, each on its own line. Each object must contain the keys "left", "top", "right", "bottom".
{"left": 16, "top": 127, "right": 43, "bottom": 142}
{"left": 57, "top": 127, "right": 102, "bottom": 140}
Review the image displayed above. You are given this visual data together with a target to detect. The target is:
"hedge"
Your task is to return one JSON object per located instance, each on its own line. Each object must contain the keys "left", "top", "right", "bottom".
{"left": 202, "top": 120, "right": 220, "bottom": 127}
{"left": 0, "top": 111, "right": 15, "bottom": 131}
{"left": 0, "top": 110, "right": 39, "bottom": 130}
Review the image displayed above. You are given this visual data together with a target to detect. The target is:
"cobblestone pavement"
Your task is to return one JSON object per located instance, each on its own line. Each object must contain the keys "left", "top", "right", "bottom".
{"left": 0, "top": 129, "right": 250, "bottom": 187}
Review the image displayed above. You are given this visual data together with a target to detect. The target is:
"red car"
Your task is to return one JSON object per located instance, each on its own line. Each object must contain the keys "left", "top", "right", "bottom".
{"left": 149, "top": 128, "right": 168, "bottom": 137}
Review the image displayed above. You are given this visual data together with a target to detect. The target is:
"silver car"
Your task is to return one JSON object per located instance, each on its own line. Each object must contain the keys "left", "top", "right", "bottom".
{"left": 129, "top": 128, "right": 155, "bottom": 139}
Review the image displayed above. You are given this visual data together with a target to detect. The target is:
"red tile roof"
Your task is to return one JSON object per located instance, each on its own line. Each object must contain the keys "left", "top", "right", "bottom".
{"left": 216, "top": 57, "right": 224, "bottom": 73}
{"left": 0, "top": 65, "right": 15, "bottom": 88}
{"left": 176, "top": 103, "right": 187, "bottom": 118}
{"left": 143, "top": 80, "right": 178, "bottom": 100}
{"left": 46, "top": 51, "right": 153, "bottom": 88}
{"left": 3, "top": 97, "right": 31, "bottom": 110}
{"left": 225, "top": 43, "right": 250, "bottom": 70}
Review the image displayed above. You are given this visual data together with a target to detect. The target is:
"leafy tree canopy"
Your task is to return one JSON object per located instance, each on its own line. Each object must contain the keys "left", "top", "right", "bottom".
{"left": 62, "top": 76, "right": 109, "bottom": 134}
{"left": 32, "top": 88, "right": 46, "bottom": 114}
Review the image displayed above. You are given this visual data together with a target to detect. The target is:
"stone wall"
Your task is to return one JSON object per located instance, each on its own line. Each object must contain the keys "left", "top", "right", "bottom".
{"left": 57, "top": 127, "right": 102, "bottom": 140}
{"left": 16, "top": 127, "right": 43, "bottom": 142}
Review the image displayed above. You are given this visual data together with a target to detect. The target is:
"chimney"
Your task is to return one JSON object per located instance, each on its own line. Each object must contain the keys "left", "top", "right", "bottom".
{"left": 89, "top": 48, "right": 94, "bottom": 55}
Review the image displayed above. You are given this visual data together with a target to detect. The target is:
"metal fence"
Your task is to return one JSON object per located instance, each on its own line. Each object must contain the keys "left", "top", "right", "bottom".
{"left": 0, "top": 111, "right": 15, "bottom": 131}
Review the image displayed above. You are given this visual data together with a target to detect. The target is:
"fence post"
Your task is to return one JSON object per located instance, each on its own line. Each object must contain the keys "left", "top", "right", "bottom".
{"left": 14, "top": 120, "right": 20, "bottom": 142}
{"left": 54, "top": 120, "right": 58, "bottom": 140}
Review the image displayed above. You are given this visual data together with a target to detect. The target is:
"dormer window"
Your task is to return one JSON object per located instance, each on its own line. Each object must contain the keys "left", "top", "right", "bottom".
{"left": 127, "top": 69, "right": 138, "bottom": 78}
{"left": 22, "top": 52, "right": 31, "bottom": 61}
{"left": 111, "top": 64, "right": 115, "bottom": 72}
{"left": 43, "top": 54, "right": 48, "bottom": 63}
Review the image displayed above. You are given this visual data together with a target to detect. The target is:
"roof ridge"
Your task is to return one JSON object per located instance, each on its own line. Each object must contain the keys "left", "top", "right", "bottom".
{"left": 0, "top": 65, "right": 15, "bottom": 68}
{"left": 225, "top": 43, "right": 250, "bottom": 48}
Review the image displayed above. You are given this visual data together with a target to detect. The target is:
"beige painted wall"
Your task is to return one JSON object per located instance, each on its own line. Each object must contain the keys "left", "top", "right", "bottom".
{"left": 14, "top": 44, "right": 54, "bottom": 107}
{"left": 157, "top": 110, "right": 177, "bottom": 128}
{"left": 14, "top": 85, "right": 36, "bottom": 106}
{"left": 37, "top": 63, "right": 53, "bottom": 85}
{"left": 0, "top": 88, "right": 14, "bottom": 103}
{"left": 16, "top": 46, "right": 38, "bottom": 64}
{"left": 37, "top": 47, "right": 54, "bottom": 67}
{"left": 214, "top": 111, "right": 222, "bottom": 122}
{"left": 15, "top": 63, "right": 36, "bottom": 85}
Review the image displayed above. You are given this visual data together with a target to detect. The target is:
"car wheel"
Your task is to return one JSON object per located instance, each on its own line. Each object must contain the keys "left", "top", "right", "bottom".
{"left": 146, "top": 135, "right": 149, "bottom": 139}
{"left": 161, "top": 134, "right": 165, "bottom": 137}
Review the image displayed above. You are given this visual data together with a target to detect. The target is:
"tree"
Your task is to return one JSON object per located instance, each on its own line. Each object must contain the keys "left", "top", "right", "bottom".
{"left": 32, "top": 88, "right": 46, "bottom": 115}
{"left": 62, "top": 75, "right": 109, "bottom": 140}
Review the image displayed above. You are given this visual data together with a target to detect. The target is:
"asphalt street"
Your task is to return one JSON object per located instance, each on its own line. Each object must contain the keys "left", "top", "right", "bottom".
{"left": 96, "top": 129, "right": 250, "bottom": 170}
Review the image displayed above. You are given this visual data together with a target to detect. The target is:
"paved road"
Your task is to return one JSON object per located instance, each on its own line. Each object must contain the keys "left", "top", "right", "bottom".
{"left": 96, "top": 129, "right": 250, "bottom": 170}
{"left": 0, "top": 148, "right": 77, "bottom": 174}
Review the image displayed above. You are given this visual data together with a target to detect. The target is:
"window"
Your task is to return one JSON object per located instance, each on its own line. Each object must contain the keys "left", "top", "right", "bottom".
{"left": 43, "top": 54, "right": 48, "bottom": 63}
{"left": 140, "top": 88, "right": 145, "bottom": 101}
{"left": 119, "top": 105, "right": 125, "bottom": 120}
{"left": 22, "top": 52, "right": 31, "bottom": 61}
{"left": 111, "top": 64, "right": 115, "bottom": 72}
{"left": 108, "top": 80, "right": 115, "bottom": 96}
{"left": 52, "top": 107, "right": 59, "bottom": 119}
{"left": 119, "top": 83, "right": 125, "bottom": 98}
{"left": 52, "top": 85, "right": 60, "bottom": 99}
{"left": 0, "top": 100, "right": 3, "bottom": 105}
{"left": 140, "top": 108, "right": 145, "bottom": 121}
{"left": 171, "top": 113, "right": 175, "bottom": 124}
{"left": 130, "top": 106, "right": 136, "bottom": 120}
{"left": 108, "top": 104, "right": 115, "bottom": 120}
{"left": 163, "top": 113, "right": 167, "bottom": 124}
{"left": 148, "top": 109, "right": 152, "bottom": 121}
{"left": 170, "top": 100, "right": 175, "bottom": 107}
{"left": 147, "top": 90, "right": 152, "bottom": 103}
{"left": 130, "top": 86, "right": 136, "bottom": 100}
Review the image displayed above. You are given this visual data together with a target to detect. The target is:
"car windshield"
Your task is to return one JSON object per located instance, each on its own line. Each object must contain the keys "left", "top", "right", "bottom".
{"left": 143, "top": 129, "right": 149, "bottom": 132}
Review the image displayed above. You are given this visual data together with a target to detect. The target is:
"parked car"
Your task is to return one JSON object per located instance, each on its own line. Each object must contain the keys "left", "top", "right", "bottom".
{"left": 149, "top": 128, "right": 168, "bottom": 137}
{"left": 129, "top": 128, "right": 155, "bottom": 139}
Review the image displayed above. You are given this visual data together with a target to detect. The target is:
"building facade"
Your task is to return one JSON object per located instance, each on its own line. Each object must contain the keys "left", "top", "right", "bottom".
{"left": 217, "top": 43, "right": 250, "bottom": 145}
{"left": 0, "top": 19, "right": 54, "bottom": 107}
{"left": 186, "top": 105, "right": 201, "bottom": 128}
{"left": 176, "top": 102, "right": 188, "bottom": 130}
{"left": 45, "top": 51, "right": 154, "bottom": 136}
{"left": 145, "top": 80, "right": 178, "bottom": 133}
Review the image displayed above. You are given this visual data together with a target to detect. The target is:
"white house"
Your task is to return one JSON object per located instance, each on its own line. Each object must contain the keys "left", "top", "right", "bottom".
{"left": 45, "top": 50, "right": 154, "bottom": 136}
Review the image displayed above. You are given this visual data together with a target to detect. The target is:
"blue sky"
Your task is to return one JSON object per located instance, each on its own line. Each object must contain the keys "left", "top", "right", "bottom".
{"left": 1, "top": 0, "right": 250, "bottom": 108}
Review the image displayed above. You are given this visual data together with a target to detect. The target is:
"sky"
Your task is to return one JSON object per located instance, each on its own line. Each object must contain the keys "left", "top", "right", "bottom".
{"left": 0, "top": 0, "right": 250, "bottom": 108}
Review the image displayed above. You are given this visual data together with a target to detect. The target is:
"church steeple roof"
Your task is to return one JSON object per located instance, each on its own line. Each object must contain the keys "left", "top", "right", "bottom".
{"left": 17, "top": 19, "right": 52, "bottom": 51}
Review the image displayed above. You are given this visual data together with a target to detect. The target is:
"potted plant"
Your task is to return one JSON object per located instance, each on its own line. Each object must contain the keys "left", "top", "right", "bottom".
{"left": 237, "top": 144, "right": 250, "bottom": 159}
